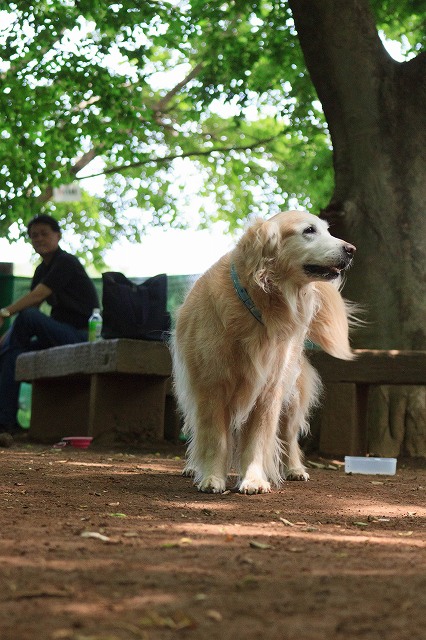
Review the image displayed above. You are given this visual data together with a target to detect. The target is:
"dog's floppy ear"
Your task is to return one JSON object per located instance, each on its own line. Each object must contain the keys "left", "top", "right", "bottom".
{"left": 308, "top": 281, "right": 355, "bottom": 360}
{"left": 238, "top": 218, "right": 280, "bottom": 291}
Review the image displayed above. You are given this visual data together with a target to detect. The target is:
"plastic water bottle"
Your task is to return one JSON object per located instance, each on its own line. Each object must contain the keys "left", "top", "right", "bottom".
{"left": 88, "top": 308, "right": 103, "bottom": 342}
{"left": 18, "top": 382, "right": 32, "bottom": 429}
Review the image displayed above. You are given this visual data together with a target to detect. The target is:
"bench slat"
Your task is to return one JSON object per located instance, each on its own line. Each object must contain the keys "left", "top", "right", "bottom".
{"left": 308, "top": 349, "right": 426, "bottom": 385}
{"left": 16, "top": 339, "right": 172, "bottom": 380}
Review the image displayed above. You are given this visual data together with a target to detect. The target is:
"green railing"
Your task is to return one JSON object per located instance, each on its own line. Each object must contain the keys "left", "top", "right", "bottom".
{"left": 0, "top": 272, "right": 199, "bottom": 336}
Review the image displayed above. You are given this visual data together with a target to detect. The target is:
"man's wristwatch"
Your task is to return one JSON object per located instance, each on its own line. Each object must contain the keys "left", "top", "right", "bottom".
{"left": 0, "top": 308, "right": 11, "bottom": 318}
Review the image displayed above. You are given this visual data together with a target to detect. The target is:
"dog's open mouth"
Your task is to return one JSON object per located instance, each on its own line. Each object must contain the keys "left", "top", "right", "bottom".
{"left": 303, "top": 264, "right": 344, "bottom": 280}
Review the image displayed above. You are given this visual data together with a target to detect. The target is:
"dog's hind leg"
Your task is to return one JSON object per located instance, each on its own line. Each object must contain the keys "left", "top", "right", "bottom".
{"left": 280, "top": 357, "right": 321, "bottom": 481}
{"left": 185, "top": 393, "right": 231, "bottom": 493}
{"left": 281, "top": 410, "right": 310, "bottom": 481}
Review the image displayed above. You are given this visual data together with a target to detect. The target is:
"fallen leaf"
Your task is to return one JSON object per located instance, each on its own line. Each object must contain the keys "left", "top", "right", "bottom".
{"left": 138, "top": 610, "right": 196, "bottom": 630}
{"left": 279, "top": 517, "right": 295, "bottom": 527}
{"left": 110, "top": 621, "right": 146, "bottom": 638}
{"left": 307, "top": 460, "right": 338, "bottom": 470}
{"left": 81, "top": 531, "right": 110, "bottom": 542}
{"left": 162, "top": 537, "right": 193, "bottom": 548}
{"left": 307, "top": 460, "right": 327, "bottom": 469}
{"left": 236, "top": 574, "right": 259, "bottom": 589}
{"left": 206, "top": 609, "right": 223, "bottom": 622}
{"left": 10, "top": 588, "right": 71, "bottom": 600}
{"left": 249, "top": 540, "right": 273, "bottom": 550}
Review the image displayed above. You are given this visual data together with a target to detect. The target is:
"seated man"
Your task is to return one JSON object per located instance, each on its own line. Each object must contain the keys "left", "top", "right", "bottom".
{"left": 0, "top": 214, "right": 99, "bottom": 443}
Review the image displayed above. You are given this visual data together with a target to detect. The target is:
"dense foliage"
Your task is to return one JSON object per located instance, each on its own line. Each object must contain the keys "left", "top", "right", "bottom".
{"left": 0, "top": 1, "right": 423, "bottom": 262}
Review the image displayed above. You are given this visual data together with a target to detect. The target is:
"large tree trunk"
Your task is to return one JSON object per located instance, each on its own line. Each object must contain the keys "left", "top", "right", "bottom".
{"left": 289, "top": 0, "right": 426, "bottom": 456}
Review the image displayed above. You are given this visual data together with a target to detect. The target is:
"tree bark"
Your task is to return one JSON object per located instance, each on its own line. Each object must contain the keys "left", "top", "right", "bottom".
{"left": 289, "top": 0, "right": 426, "bottom": 350}
{"left": 288, "top": 0, "right": 426, "bottom": 456}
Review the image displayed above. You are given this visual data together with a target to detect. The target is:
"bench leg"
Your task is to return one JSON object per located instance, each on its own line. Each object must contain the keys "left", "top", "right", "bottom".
{"left": 319, "top": 383, "right": 369, "bottom": 456}
{"left": 164, "top": 392, "right": 183, "bottom": 441}
{"left": 89, "top": 373, "right": 168, "bottom": 445}
{"left": 29, "top": 377, "right": 91, "bottom": 443}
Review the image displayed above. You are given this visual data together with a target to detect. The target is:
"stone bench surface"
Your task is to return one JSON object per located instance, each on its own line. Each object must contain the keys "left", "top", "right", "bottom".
{"left": 308, "top": 349, "right": 426, "bottom": 385}
{"left": 16, "top": 339, "right": 172, "bottom": 380}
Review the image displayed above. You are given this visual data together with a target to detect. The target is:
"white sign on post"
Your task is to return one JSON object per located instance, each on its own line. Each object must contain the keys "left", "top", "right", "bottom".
{"left": 52, "top": 184, "right": 82, "bottom": 202}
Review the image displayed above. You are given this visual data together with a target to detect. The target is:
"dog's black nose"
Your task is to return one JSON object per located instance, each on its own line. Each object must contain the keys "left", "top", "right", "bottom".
{"left": 343, "top": 243, "right": 356, "bottom": 256}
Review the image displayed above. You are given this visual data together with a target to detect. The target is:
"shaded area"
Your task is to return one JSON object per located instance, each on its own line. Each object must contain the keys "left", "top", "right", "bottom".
{"left": 0, "top": 444, "right": 425, "bottom": 640}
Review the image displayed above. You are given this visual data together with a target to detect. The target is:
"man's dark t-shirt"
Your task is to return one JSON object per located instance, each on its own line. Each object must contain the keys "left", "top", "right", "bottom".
{"left": 31, "top": 248, "right": 99, "bottom": 330}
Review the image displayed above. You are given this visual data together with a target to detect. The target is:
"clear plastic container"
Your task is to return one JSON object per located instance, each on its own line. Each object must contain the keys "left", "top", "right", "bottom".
{"left": 344, "top": 456, "right": 397, "bottom": 475}
{"left": 88, "top": 308, "right": 103, "bottom": 342}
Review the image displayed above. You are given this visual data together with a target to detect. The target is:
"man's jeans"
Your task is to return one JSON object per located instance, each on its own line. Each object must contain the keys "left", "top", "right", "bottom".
{"left": 0, "top": 308, "right": 88, "bottom": 427}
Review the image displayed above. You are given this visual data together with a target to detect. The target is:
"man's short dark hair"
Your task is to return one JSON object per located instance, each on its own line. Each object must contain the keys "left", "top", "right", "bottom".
{"left": 27, "top": 214, "right": 61, "bottom": 235}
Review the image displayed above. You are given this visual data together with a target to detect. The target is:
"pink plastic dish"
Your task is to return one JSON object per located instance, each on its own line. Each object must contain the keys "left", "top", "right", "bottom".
{"left": 60, "top": 436, "right": 93, "bottom": 449}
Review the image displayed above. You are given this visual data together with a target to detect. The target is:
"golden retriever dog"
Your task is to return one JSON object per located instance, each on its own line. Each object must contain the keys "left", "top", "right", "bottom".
{"left": 171, "top": 210, "right": 356, "bottom": 494}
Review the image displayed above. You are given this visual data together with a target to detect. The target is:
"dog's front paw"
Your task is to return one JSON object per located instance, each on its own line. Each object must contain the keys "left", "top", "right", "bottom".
{"left": 239, "top": 477, "right": 271, "bottom": 495}
{"left": 197, "top": 475, "right": 226, "bottom": 493}
{"left": 285, "top": 468, "right": 310, "bottom": 481}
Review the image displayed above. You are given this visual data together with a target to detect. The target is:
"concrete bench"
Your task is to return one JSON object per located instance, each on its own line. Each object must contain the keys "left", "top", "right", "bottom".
{"left": 16, "top": 342, "right": 425, "bottom": 456}
{"left": 15, "top": 339, "right": 175, "bottom": 446}
{"left": 308, "top": 349, "right": 426, "bottom": 457}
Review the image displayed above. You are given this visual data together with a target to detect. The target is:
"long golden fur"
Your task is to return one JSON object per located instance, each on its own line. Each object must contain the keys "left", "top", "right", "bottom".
{"left": 171, "top": 210, "right": 357, "bottom": 494}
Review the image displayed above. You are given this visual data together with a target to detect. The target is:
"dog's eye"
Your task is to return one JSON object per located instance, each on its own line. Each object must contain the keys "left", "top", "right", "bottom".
{"left": 303, "top": 225, "right": 317, "bottom": 235}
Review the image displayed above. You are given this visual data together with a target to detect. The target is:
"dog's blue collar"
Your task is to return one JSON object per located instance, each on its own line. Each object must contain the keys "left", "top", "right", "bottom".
{"left": 230, "top": 263, "right": 263, "bottom": 325}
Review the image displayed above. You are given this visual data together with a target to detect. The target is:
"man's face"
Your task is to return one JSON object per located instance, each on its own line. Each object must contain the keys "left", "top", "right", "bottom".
{"left": 29, "top": 223, "right": 61, "bottom": 258}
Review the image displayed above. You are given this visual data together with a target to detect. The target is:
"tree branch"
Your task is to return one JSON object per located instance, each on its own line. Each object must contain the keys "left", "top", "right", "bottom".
{"left": 77, "top": 135, "right": 281, "bottom": 180}
{"left": 37, "top": 62, "right": 205, "bottom": 200}
{"left": 153, "top": 62, "right": 204, "bottom": 114}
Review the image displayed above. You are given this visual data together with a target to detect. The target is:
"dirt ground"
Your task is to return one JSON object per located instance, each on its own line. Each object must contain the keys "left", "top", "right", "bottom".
{"left": 0, "top": 441, "right": 425, "bottom": 640}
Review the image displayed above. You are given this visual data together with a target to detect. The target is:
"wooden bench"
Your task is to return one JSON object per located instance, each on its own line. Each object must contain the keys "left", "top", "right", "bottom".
{"left": 15, "top": 339, "right": 175, "bottom": 446}
{"left": 308, "top": 349, "right": 426, "bottom": 457}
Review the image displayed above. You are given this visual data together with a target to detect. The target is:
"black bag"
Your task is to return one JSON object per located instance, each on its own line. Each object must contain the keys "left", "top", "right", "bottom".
{"left": 101, "top": 272, "right": 171, "bottom": 341}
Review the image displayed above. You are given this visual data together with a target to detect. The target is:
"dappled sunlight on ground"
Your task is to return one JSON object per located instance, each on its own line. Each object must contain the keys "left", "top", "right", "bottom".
{"left": 0, "top": 444, "right": 424, "bottom": 640}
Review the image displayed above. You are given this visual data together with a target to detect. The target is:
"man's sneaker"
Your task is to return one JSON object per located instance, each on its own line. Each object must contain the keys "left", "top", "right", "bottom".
{"left": 0, "top": 432, "right": 14, "bottom": 448}
{"left": 0, "top": 423, "right": 28, "bottom": 446}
